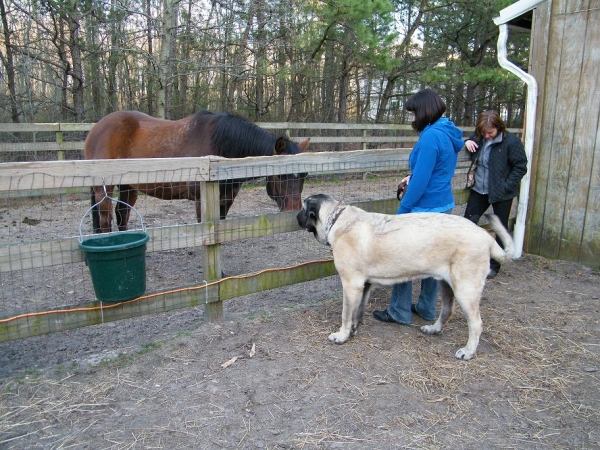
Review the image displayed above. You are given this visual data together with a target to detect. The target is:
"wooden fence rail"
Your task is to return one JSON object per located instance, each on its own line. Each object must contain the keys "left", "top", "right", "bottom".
{"left": 0, "top": 122, "right": 522, "bottom": 159}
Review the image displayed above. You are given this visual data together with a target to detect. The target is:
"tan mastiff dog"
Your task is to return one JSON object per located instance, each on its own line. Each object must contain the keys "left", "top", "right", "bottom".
{"left": 296, "top": 194, "right": 515, "bottom": 360}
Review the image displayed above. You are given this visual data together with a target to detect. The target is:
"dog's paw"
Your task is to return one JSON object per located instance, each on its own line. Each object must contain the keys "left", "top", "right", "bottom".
{"left": 420, "top": 324, "right": 441, "bottom": 335}
{"left": 455, "top": 348, "right": 476, "bottom": 360}
{"left": 328, "top": 331, "right": 350, "bottom": 344}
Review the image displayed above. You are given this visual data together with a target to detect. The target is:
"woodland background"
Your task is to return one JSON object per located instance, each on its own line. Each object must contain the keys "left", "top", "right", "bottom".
{"left": 0, "top": 0, "right": 529, "bottom": 127}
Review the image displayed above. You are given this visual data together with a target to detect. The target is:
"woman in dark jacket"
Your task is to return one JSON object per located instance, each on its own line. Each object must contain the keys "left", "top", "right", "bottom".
{"left": 464, "top": 110, "right": 527, "bottom": 278}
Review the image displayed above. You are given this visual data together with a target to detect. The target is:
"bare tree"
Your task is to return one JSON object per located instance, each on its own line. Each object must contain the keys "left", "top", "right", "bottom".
{"left": 157, "top": 0, "right": 178, "bottom": 118}
{"left": 0, "top": 0, "right": 20, "bottom": 122}
{"left": 0, "top": 0, "right": 529, "bottom": 128}
{"left": 375, "top": 0, "right": 427, "bottom": 123}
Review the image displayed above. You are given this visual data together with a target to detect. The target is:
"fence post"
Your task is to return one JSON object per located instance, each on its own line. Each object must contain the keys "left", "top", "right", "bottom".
{"left": 200, "top": 180, "right": 223, "bottom": 321}
{"left": 56, "top": 127, "right": 65, "bottom": 161}
{"left": 362, "top": 129, "right": 367, "bottom": 151}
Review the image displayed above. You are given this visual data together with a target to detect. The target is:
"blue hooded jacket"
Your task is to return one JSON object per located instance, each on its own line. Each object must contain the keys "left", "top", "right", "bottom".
{"left": 398, "top": 117, "right": 464, "bottom": 214}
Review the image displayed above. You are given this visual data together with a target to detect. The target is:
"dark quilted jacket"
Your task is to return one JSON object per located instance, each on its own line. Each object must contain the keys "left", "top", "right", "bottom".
{"left": 467, "top": 131, "right": 528, "bottom": 203}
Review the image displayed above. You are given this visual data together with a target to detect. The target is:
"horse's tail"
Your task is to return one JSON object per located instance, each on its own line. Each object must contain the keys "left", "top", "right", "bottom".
{"left": 91, "top": 188, "right": 100, "bottom": 233}
{"left": 485, "top": 214, "right": 515, "bottom": 263}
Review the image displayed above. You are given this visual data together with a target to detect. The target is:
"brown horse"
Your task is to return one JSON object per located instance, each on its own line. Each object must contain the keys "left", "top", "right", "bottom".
{"left": 84, "top": 111, "right": 309, "bottom": 233}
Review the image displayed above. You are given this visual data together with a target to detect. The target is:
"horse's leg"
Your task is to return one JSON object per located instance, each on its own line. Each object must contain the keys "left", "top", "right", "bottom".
{"left": 116, "top": 185, "right": 138, "bottom": 231}
{"left": 183, "top": 182, "right": 203, "bottom": 223}
{"left": 92, "top": 186, "right": 114, "bottom": 233}
{"left": 91, "top": 188, "right": 100, "bottom": 233}
{"left": 189, "top": 181, "right": 239, "bottom": 222}
{"left": 194, "top": 200, "right": 203, "bottom": 222}
{"left": 219, "top": 181, "right": 242, "bottom": 219}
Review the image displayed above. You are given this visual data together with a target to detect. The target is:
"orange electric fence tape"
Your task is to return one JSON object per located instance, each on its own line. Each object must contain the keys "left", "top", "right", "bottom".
{"left": 0, "top": 259, "right": 334, "bottom": 324}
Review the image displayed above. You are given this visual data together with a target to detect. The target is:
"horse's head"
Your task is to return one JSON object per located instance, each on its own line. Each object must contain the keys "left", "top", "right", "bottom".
{"left": 266, "top": 137, "right": 310, "bottom": 211}
{"left": 267, "top": 172, "right": 308, "bottom": 211}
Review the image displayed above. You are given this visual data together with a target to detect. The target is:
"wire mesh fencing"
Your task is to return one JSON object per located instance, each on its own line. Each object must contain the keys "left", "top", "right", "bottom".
{"left": 0, "top": 151, "right": 483, "bottom": 341}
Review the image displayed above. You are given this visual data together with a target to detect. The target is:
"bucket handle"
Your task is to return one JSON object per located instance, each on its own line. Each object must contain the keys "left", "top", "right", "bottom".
{"left": 79, "top": 181, "right": 147, "bottom": 243}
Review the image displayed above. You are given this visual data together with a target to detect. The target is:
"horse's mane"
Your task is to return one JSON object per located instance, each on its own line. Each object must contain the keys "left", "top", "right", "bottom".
{"left": 192, "top": 111, "right": 299, "bottom": 158}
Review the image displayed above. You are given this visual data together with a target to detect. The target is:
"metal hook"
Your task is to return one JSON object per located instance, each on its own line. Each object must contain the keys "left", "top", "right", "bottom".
{"left": 79, "top": 180, "right": 147, "bottom": 242}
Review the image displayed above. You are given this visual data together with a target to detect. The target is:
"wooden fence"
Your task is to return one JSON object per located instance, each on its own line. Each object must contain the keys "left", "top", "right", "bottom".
{"left": 0, "top": 149, "right": 479, "bottom": 342}
{"left": 0, "top": 122, "right": 420, "bottom": 160}
{"left": 0, "top": 121, "right": 522, "bottom": 161}
{"left": 1, "top": 121, "right": 524, "bottom": 342}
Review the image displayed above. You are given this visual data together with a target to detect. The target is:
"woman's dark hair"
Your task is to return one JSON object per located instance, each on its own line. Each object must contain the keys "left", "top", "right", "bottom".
{"left": 405, "top": 88, "right": 447, "bottom": 132}
{"left": 474, "top": 110, "right": 507, "bottom": 140}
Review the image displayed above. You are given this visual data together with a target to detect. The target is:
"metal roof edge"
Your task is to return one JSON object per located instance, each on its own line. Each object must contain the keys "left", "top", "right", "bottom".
{"left": 493, "top": 0, "right": 549, "bottom": 25}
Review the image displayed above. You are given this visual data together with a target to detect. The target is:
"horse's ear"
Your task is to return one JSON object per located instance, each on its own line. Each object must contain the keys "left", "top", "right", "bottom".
{"left": 297, "top": 138, "right": 310, "bottom": 152}
{"left": 274, "top": 137, "right": 287, "bottom": 155}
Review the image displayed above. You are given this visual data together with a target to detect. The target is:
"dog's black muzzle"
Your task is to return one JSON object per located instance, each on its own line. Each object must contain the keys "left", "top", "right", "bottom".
{"left": 297, "top": 209, "right": 317, "bottom": 236}
{"left": 296, "top": 209, "right": 308, "bottom": 228}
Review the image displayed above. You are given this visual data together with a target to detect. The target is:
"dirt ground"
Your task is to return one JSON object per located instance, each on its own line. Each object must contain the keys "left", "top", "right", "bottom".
{"left": 1, "top": 255, "right": 599, "bottom": 449}
{"left": 1, "top": 178, "right": 600, "bottom": 449}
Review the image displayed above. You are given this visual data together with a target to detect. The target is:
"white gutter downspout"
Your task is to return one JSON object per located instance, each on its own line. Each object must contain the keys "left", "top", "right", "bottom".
{"left": 496, "top": 24, "right": 537, "bottom": 258}
{"left": 493, "top": 0, "right": 545, "bottom": 258}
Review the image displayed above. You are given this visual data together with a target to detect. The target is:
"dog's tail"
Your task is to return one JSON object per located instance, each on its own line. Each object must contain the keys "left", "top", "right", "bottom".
{"left": 485, "top": 214, "right": 515, "bottom": 263}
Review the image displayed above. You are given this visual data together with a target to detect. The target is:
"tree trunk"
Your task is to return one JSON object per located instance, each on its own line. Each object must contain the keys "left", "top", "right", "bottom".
{"left": 104, "top": 0, "right": 120, "bottom": 113}
{"left": 176, "top": 0, "right": 194, "bottom": 117}
{"left": 253, "top": 0, "right": 266, "bottom": 120}
{"left": 0, "top": 0, "right": 20, "bottom": 122}
{"left": 84, "top": 10, "right": 103, "bottom": 121}
{"left": 157, "top": 0, "right": 178, "bottom": 119}
{"left": 67, "top": 16, "right": 85, "bottom": 121}
{"left": 376, "top": 69, "right": 400, "bottom": 124}
{"left": 226, "top": 0, "right": 255, "bottom": 111}
{"left": 55, "top": 17, "right": 70, "bottom": 121}
{"left": 276, "top": 19, "right": 287, "bottom": 120}
{"left": 321, "top": 40, "right": 336, "bottom": 123}
{"left": 336, "top": 51, "right": 350, "bottom": 151}
{"left": 146, "top": 0, "right": 155, "bottom": 116}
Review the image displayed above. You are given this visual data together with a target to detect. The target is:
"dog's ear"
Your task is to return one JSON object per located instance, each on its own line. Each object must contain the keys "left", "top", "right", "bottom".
{"left": 307, "top": 201, "right": 321, "bottom": 224}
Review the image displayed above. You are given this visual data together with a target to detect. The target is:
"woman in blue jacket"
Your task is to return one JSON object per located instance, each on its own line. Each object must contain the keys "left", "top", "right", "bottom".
{"left": 373, "top": 88, "right": 464, "bottom": 325}
{"left": 464, "top": 110, "right": 527, "bottom": 278}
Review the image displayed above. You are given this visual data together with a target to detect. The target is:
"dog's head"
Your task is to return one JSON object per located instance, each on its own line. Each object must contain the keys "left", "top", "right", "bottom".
{"left": 297, "top": 194, "right": 339, "bottom": 246}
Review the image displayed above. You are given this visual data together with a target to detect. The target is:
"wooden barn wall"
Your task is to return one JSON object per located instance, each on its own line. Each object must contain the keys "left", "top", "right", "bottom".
{"left": 526, "top": 0, "right": 600, "bottom": 269}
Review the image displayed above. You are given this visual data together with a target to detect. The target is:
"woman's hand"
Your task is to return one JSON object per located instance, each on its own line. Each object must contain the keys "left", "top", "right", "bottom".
{"left": 465, "top": 140, "right": 479, "bottom": 153}
{"left": 396, "top": 175, "right": 410, "bottom": 201}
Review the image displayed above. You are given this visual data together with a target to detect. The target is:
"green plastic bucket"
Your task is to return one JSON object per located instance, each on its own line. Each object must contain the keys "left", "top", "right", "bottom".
{"left": 79, "top": 231, "right": 150, "bottom": 302}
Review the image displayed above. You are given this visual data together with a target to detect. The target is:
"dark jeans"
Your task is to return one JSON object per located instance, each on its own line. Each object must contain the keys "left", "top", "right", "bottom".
{"left": 464, "top": 190, "right": 513, "bottom": 272}
{"left": 386, "top": 209, "right": 453, "bottom": 324}
{"left": 388, "top": 278, "right": 438, "bottom": 324}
